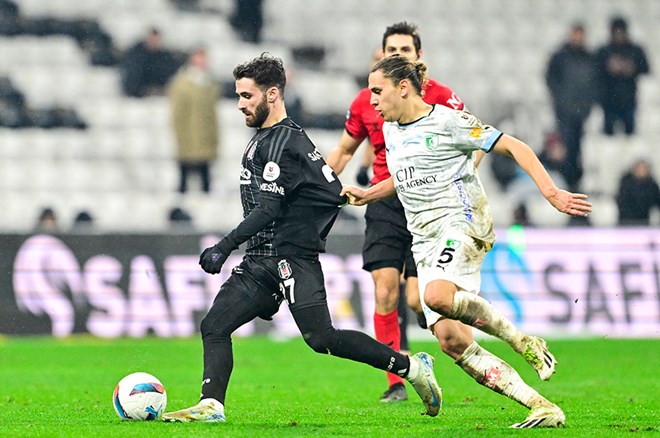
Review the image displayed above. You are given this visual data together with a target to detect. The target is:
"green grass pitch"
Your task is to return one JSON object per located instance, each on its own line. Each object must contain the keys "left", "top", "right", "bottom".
{"left": 0, "top": 335, "right": 657, "bottom": 437}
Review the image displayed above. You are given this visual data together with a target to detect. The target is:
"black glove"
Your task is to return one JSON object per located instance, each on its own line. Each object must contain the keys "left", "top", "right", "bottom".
{"left": 199, "top": 242, "right": 231, "bottom": 274}
{"left": 356, "top": 166, "right": 370, "bottom": 187}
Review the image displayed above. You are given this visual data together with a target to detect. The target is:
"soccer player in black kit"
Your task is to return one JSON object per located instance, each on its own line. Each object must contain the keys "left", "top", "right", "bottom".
{"left": 162, "top": 53, "right": 441, "bottom": 423}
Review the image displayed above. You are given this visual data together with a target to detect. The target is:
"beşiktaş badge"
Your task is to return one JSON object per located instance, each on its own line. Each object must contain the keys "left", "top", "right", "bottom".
{"left": 263, "top": 161, "right": 280, "bottom": 181}
{"left": 277, "top": 259, "right": 292, "bottom": 279}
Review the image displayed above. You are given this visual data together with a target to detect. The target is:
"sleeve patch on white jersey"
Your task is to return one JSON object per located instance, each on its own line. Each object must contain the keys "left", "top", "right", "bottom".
{"left": 453, "top": 111, "right": 481, "bottom": 128}
{"left": 263, "top": 161, "right": 281, "bottom": 181}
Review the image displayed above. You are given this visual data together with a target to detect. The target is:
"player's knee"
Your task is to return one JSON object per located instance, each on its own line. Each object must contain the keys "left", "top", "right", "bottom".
{"left": 302, "top": 328, "right": 339, "bottom": 354}
{"left": 200, "top": 315, "right": 216, "bottom": 337}
{"left": 437, "top": 333, "right": 470, "bottom": 360}
{"left": 424, "top": 291, "right": 453, "bottom": 315}
{"left": 374, "top": 284, "right": 399, "bottom": 311}
{"left": 372, "top": 270, "right": 401, "bottom": 310}
{"left": 200, "top": 314, "right": 233, "bottom": 338}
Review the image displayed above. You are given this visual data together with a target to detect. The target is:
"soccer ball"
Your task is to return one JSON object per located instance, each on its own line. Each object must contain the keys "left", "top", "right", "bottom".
{"left": 112, "top": 372, "right": 167, "bottom": 421}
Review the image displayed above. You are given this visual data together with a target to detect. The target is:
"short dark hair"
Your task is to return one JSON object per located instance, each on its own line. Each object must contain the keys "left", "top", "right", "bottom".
{"left": 233, "top": 53, "right": 286, "bottom": 92}
{"left": 39, "top": 207, "right": 56, "bottom": 221}
{"left": 611, "top": 16, "right": 627, "bottom": 31}
{"left": 382, "top": 21, "right": 422, "bottom": 54}
{"left": 571, "top": 22, "right": 585, "bottom": 33}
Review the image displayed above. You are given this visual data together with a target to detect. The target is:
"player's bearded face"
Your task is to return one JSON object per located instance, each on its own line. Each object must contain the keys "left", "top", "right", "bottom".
{"left": 236, "top": 78, "right": 270, "bottom": 128}
{"left": 246, "top": 94, "right": 269, "bottom": 128}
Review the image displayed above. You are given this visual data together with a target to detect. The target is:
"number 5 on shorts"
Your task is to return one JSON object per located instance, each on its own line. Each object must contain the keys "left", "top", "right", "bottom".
{"left": 436, "top": 247, "right": 455, "bottom": 268}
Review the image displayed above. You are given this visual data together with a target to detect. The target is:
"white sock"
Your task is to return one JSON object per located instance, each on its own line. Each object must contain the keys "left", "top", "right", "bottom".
{"left": 405, "top": 354, "right": 420, "bottom": 380}
{"left": 449, "top": 291, "right": 525, "bottom": 352}
{"left": 199, "top": 398, "right": 223, "bottom": 409}
{"left": 456, "top": 342, "right": 547, "bottom": 408}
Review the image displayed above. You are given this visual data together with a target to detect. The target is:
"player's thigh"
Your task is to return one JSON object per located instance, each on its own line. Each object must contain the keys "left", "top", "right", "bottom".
{"left": 290, "top": 303, "right": 334, "bottom": 338}
{"left": 417, "top": 232, "right": 486, "bottom": 325}
{"left": 203, "top": 262, "right": 280, "bottom": 335}
{"left": 418, "top": 232, "right": 485, "bottom": 299}
{"left": 217, "top": 257, "right": 283, "bottom": 318}
{"left": 277, "top": 256, "right": 327, "bottom": 312}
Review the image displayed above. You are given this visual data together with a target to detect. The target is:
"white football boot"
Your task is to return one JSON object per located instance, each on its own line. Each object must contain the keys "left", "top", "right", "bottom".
{"left": 162, "top": 398, "right": 225, "bottom": 423}
{"left": 405, "top": 352, "right": 442, "bottom": 417}
{"left": 511, "top": 403, "right": 565, "bottom": 428}
{"left": 521, "top": 336, "right": 557, "bottom": 381}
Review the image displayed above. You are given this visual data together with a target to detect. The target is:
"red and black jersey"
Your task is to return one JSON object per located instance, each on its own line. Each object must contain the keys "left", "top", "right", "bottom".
{"left": 345, "top": 79, "right": 464, "bottom": 184}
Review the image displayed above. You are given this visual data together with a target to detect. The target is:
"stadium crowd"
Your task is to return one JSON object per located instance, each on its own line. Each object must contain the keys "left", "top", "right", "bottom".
{"left": 0, "top": 0, "right": 657, "bottom": 232}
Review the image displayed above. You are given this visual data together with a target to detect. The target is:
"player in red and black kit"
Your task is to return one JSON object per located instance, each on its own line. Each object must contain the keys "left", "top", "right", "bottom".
{"left": 327, "top": 22, "right": 466, "bottom": 403}
{"left": 162, "top": 53, "right": 442, "bottom": 423}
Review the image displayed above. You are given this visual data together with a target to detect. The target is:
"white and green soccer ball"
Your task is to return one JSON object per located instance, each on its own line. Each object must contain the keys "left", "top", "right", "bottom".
{"left": 112, "top": 372, "right": 167, "bottom": 421}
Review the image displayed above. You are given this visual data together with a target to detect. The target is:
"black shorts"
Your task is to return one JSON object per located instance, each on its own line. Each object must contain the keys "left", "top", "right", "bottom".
{"left": 362, "top": 195, "right": 417, "bottom": 278}
{"left": 219, "top": 255, "right": 328, "bottom": 320}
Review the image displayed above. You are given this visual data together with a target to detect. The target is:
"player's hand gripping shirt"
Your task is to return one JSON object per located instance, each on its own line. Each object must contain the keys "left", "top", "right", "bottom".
{"left": 382, "top": 105, "right": 501, "bottom": 267}
{"left": 345, "top": 79, "right": 464, "bottom": 185}
{"left": 221, "top": 118, "right": 345, "bottom": 257}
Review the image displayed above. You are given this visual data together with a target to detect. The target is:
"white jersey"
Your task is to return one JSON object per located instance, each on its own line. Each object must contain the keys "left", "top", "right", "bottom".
{"left": 383, "top": 104, "right": 500, "bottom": 267}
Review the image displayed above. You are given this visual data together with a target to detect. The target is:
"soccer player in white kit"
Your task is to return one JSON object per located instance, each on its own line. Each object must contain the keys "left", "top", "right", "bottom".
{"left": 342, "top": 55, "right": 592, "bottom": 428}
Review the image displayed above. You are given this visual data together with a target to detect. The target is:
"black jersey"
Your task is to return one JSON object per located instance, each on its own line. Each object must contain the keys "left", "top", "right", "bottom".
{"left": 221, "top": 118, "right": 346, "bottom": 257}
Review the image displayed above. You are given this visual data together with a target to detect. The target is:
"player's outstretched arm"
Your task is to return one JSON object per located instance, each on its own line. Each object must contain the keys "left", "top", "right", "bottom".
{"left": 492, "top": 134, "right": 592, "bottom": 217}
{"left": 341, "top": 177, "right": 396, "bottom": 206}
{"left": 326, "top": 130, "right": 364, "bottom": 175}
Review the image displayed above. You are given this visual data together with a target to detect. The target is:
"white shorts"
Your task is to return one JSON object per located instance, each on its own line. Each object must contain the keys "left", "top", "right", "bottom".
{"left": 416, "top": 231, "right": 486, "bottom": 329}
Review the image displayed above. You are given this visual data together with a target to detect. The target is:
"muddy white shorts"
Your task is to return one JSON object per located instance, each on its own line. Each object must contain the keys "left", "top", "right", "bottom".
{"left": 416, "top": 231, "right": 487, "bottom": 329}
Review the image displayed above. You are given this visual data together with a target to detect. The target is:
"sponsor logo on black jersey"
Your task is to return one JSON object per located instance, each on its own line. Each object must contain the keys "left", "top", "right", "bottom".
{"left": 307, "top": 148, "right": 323, "bottom": 161}
{"left": 260, "top": 181, "right": 285, "bottom": 196}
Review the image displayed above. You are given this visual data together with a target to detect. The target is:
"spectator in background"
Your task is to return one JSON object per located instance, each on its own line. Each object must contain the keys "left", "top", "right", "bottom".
{"left": 546, "top": 22, "right": 596, "bottom": 191}
{"left": 616, "top": 159, "right": 660, "bottom": 225}
{"left": 120, "top": 28, "right": 181, "bottom": 97}
{"left": 230, "top": 0, "right": 263, "bottom": 44}
{"left": 500, "top": 132, "right": 570, "bottom": 217}
{"left": 168, "top": 206, "right": 194, "bottom": 229}
{"left": 35, "top": 207, "right": 58, "bottom": 233}
{"left": 168, "top": 48, "right": 219, "bottom": 193}
{"left": 512, "top": 203, "right": 533, "bottom": 227}
{"left": 537, "top": 131, "right": 571, "bottom": 188}
{"left": 71, "top": 210, "right": 94, "bottom": 232}
{"left": 595, "top": 17, "right": 650, "bottom": 136}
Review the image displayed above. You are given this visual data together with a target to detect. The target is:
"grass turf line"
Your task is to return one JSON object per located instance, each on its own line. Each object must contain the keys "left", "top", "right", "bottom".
{"left": 0, "top": 336, "right": 657, "bottom": 437}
